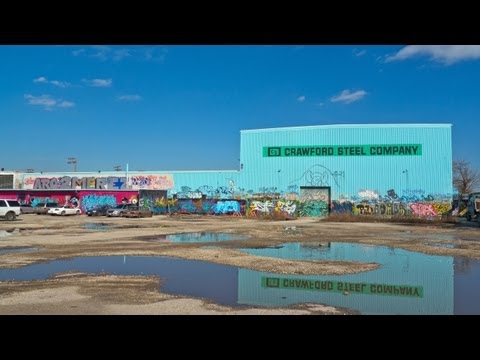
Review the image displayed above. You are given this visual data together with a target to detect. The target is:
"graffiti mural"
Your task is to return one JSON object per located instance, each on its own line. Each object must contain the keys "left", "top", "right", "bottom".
{"left": 23, "top": 174, "right": 173, "bottom": 190}
{"left": 130, "top": 175, "right": 174, "bottom": 190}
{"left": 298, "top": 187, "right": 330, "bottom": 217}
{"left": 80, "top": 195, "right": 117, "bottom": 211}
{"left": 213, "top": 201, "right": 241, "bottom": 215}
{"left": 297, "top": 201, "right": 329, "bottom": 217}
{"left": 138, "top": 190, "right": 169, "bottom": 214}
{"left": 289, "top": 165, "right": 344, "bottom": 189}
{"left": 331, "top": 201, "right": 354, "bottom": 214}
{"left": 332, "top": 188, "right": 452, "bottom": 218}
{"left": 30, "top": 197, "right": 60, "bottom": 207}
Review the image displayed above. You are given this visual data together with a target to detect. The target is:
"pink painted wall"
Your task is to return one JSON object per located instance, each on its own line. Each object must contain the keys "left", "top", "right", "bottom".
{"left": 0, "top": 190, "right": 138, "bottom": 213}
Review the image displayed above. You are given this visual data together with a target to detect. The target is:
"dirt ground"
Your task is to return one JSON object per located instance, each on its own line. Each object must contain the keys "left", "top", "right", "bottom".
{"left": 0, "top": 214, "right": 479, "bottom": 315}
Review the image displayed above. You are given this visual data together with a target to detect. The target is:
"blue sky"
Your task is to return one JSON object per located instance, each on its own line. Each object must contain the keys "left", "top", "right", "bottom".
{"left": 1, "top": 45, "right": 480, "bottom": 172}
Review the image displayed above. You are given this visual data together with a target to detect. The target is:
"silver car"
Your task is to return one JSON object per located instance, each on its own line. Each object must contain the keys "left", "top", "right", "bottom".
{"left": 106, "top": 204, "right": 136, "bottom": 217}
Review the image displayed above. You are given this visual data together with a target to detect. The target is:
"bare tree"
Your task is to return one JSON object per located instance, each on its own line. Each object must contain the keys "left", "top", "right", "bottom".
{"left": 453, "top": 160, "right": 480, "bottom": 194}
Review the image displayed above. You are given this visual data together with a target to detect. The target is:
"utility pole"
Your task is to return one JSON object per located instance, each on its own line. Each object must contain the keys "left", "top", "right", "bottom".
{"left": 67, "top": 157, "right": 77, "bottom": 172}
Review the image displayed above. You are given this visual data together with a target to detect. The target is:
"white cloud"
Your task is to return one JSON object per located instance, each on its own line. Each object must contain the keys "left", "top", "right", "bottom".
{"left": 144, "top": 47, "right": 168, "bottom": 62}
{"left": 33, "top": 76, "right": 70, "bottom": 88}
{"left": 72, "top": 48, "right": 86, "bottom": 56}
{"left": 50, "top": 80, "right": 70, "bottom": 88}
{"left": 113, "top": 49, "right": 132, "bottom": 61}
{"left": 57, "top": 100, "right": 75, "bottom": 108}
{"left": 82, "top": 78, "right": 112, "bottom": 88}
{"left": 24, "top": 94, "right": 75, "bottom": 110}
{"left": 353, "top": 49, "right": 367, "bottom": 57}
{"left": 385, "top": 45, "right": 480, "bottom": 65}
{"left": 72, "top": 46, "right": 168, "bottom": 63}
{"left": 117, "top": 94, "right": 142, "bottom": 102}
{"left": 316, "top": 102, "right": 324, "bottom": 107}
{"left": 24, "top": 94, "right": 56, "bottom": 108}
{"left": 90, "top": 45, "right": 111, "bottom": 61}
{"left": 330, "top": 89, "right": 367, "bottom": 104}
{"left": 33, "top": 76, "right": 48, "bottom": 83}
{"left": 297, "top": 95, "right": 306, "bottom": 102}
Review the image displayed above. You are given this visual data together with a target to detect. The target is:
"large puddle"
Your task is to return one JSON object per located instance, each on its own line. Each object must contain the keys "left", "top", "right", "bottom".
{"left": 0, "top": 242, "right": 478, "bottom": 314}
{"left": 239, "top": 242, "right": 480, "bottom": 314}
{"left": 0, "top": 256, "right": 239, "bottom": 306}
{"left": 143, "top": 232, "right": 250, "bottom": 243}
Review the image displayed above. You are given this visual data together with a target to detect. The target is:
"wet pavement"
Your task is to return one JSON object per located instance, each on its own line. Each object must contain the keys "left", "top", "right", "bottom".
{"left": 141, "top": 232, "right": 250, "bottom": 243}
{"left": 82, "top": 223, "right": 112, "bottom": 231}
{"left": 0, "top": 247, "right": 39, "bottom": 255}
{"left": 0, "top": 242, "right": 479, "bottom": 314}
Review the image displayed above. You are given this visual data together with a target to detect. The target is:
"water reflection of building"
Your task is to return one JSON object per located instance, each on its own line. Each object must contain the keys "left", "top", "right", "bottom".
{"left": 454, "top": 258, "right": 480, "bottom": 315}
{"left": 237, "top": 243, "right": 454, "bottom": 315}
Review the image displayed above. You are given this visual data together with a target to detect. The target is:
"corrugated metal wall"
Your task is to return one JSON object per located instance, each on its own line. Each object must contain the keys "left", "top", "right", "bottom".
{"left": 11, "top": 124, "right": 453, "bottom": 216}
{"left": 239, "top": 124, "right": 452, "bottom": 201}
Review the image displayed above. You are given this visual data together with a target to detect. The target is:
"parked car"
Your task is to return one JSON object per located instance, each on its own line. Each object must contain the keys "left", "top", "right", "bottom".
{"left": 34, "top": 202, "right": 59, "bottom": 215}
{"left": 48, "top": 205, "right": 81, "bottom": 216}
{"left": 122, "top": 206, "right": 153, "bottom": 218}
{"left": 86, "top": 205, "right": 113, "bottom": 216}
{"left": 466, "top": 192, "right": 480, "bottom": 221}
{"left": 106, "top": 204, "right": 136, "bottom": 217}
{"left": 0, "top": 199, "right": 21, "bottom": 221}
{"left": 20, "top": 204, "right": 35, "bottom": 214}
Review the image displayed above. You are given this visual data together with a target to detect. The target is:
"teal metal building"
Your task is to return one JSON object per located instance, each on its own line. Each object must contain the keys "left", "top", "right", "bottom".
{"left": 9, "top": 123, "right": 453, "bottom": 217}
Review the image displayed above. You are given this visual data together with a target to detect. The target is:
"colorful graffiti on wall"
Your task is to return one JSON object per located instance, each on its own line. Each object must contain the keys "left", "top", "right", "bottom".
{"left": 23, "top": 174, "right": 174, "bottom": 190}
{"left": 129, "top": 175, "right": 174, "bottom": 190}
{"left": 331, "top": 188, "right": 451, "bottom": 218}
{"left": 78, "top": 191, "right": 138, "bottom": 212}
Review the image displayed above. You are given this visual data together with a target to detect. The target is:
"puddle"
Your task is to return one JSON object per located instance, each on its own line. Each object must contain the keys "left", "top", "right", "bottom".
{"left": 0, "top": 247, "right": 39, "bottom": 255}
{"left": 0, "top": 256, "right": 239, "bottom": 306}
{"left": 0, "top": 243, "right": 479, "bottom": 314}
{"left": 83, "top": 223, "right": 112, "bottom": 231}
{"left": 142, "top": 232, "right": 250, "bottom": 243}
{"left": 239, "top": 242, "right": 480, "bottom": 314}
{"left": 424, "top": 242, "right": 457, "bottom": 249}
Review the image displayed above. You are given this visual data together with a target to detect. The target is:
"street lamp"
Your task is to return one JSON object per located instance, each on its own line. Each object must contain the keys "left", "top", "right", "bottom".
{"left": 67, "top": 157, "right": 77, "bottom": 172}
{"left": 113, "top": 165, "right": 122, "bottom": 171}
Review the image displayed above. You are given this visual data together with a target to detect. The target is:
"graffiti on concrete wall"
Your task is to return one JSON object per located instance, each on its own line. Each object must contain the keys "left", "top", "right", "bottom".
{"left": 30, "top": 197, "right": 61, "bottom": 207}
{"left": 213, "top": 200, "right": 241, "bottom": 214}
{"left": 172, "top": 199, "right": 244, "bottom": 215}
{"left": 27, "top": 176, "right": 127, "bottom": 190}
{"left": 80, "top": 195, "right": 117, "bottom": 211}
{"left": 138, "top": 190, "right": 169, "bottom": 214}
{"left": 297, "top": 187, "right": 330, "bottom": 217}
{"left": 297, "top": 201, "right": 329, "bottom": 217}
{"left": 171, "top": 185, "right": 234, "bottom": 199}
{"left": 23, "top": 174, "right": 173, "bottom": 190}
{"left": 331, "top": 188, "right": 452, "bottom": 218}
{"left": 129, "top": 175, "right": 174, "bottom": 190}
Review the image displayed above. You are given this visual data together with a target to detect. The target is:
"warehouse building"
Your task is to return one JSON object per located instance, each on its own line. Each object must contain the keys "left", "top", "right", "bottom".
{"left": 0, "top": 124, "right": 453, "bottom": 217}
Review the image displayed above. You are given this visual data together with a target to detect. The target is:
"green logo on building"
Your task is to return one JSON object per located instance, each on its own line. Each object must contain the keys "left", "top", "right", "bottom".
{"left": 263, "top": 144, "right": 422, "bottom": 157}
